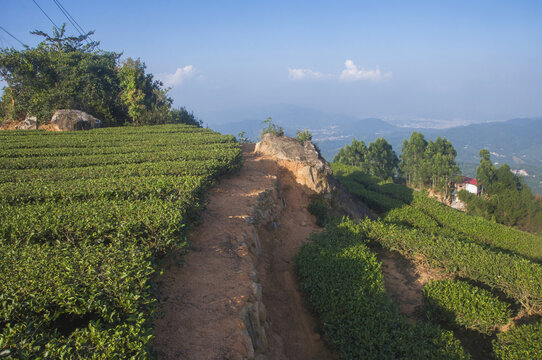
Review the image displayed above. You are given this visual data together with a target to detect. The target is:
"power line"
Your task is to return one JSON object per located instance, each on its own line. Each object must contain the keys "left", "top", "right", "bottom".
{"left": 52, "top": 0, "right": 93, "bottom": 44}
{"left": 0, "top": 26, "right": 28, "bottom": 48}
{"left": 31, "top": 0, "right": 60, "bottom": 30}
{"left": 52, "top": 0, "right": 86, "bottom": 36}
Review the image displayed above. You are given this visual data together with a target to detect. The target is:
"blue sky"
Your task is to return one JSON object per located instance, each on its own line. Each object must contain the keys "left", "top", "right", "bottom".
{"left": 2, "top": 0, "right": 542, "bottom": 124}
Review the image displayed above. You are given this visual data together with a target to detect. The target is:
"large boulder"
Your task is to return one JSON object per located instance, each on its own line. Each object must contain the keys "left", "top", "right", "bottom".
{"left": 15, "top": 115, "right": 38, "bottom": 130}
{"left": 51, "top": 110, "right": 102, "bottom": 131}
{"left": 255, "top": 133, "right": 334, "bottom": 194}
{"left": 255, "top": 133, "right": 373, "bottom": 220}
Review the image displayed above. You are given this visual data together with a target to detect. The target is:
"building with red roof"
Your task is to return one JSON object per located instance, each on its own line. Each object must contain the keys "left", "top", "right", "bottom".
{"left": 456, "top": 176, "right": 481, "bottom": 195}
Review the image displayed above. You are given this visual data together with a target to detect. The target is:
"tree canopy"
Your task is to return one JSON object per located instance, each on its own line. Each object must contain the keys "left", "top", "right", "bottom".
{"left": 400, "top": 133, "right": 460, "bottom": 198}
{"left": 334, "top": 137, "right": 399, "bottom": 180}
{"left": 0, "top": 24, "right": 200, "bottom": 127}
{"left": 459, "top": 149, "right": 542, "bottom": 233}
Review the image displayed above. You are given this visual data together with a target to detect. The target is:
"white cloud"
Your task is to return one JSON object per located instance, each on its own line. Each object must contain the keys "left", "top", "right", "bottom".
{"left": 340, "top": 60, "right": 391, "bottom": 82}
{"left": 288, "top": 68, "right": 324, "bottom": 80}
{"left": 160, "top": 65, "right": 195, "bottom": 87}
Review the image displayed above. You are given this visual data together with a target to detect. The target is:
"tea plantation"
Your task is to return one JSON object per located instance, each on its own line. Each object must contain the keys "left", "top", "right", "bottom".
{"left": 297, "top": 163, "right": 542, "bottom": 359}
{"left": 0, "top": 125, "right": 241, "bottom": 358}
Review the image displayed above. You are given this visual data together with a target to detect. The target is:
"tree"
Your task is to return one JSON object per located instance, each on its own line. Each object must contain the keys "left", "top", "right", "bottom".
{"left": 118, "top": 58, "right": 146, "bottom": 125}
{"left": 476, "top": 149, "right": 497, "bottom": 194}
{"left": 423, "top": 137, "right": 460, "bottom": 199}
{"left": 400, "top": 132, "right": 428, "bottom": 187}
{"left": 367, "top": 137, "right": 399, "bottom": 180}
{"left": 333, "top": 138, "right": 369, "bottom": 170}
{"left": 0, "top": 24, "right": 122, "bottom": 125}
{"left": 169, "top": 107, "right": 202, "bottom": 127}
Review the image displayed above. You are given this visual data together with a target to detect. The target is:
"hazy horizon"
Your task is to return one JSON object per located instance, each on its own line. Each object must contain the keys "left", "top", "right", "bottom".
{"left": 2, "top": 1, "right": 542, "bottom": 126}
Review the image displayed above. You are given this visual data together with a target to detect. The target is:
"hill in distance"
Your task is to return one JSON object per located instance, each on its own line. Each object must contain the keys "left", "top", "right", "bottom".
{"left": 202, "top": 105, "right": 542, "bottom": 194}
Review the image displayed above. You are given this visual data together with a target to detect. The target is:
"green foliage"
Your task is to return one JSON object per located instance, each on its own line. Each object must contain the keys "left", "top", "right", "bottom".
{"left": 423, "top": 279, "right": 512, "bottom": 335}
{"left": 260, "top": 117, "right": 284, "bottom": 137}
{"left": 0, "top": 25, "right": 196, "bottom": 127}
{"left": 118, "top": 58, "right": 147, "bottom": 125}
{"left": 400, "top": 133, "right": 460, "bottom": 198}
{"left": 295, "top": 128, "right": 312, "bottom": 142}
{"left": 334, "top": 138, "right": 399, "bottom": 180}
{"left": 360, "top": 218, "right": 542, "bottom": 313}
{"left": 296, "top": 219, "right": 469, "bottom": 360}
{"left": 493, "top": 321, "right": 542, "bottom": 360}
{"left": 463, "top": 150, "right": 542, "bottom": 233}
{"left": 412, "top": 191, "right": 542, "bottom": 262}
{"left": 0, "top": 124, "right": 241, "bottom": 357}
{"left": 335, "top": 164, "right": 542, "bottom": 262}
{"left": 307, "top": 196, "right": 331, "bottom": 227}
{"left": 401, "top": 131, "right": 428, "bottom": 187}
{"left": 0, "top": 24, "right": 122, "bottom": 125}
{"left": 169, "top": 107, "right": 202, "bottom": 127}
{"left": 331, "top": 163, "right": 409, "bottom": 213}
{"left": 333, "top": 138, "right": 369, "bottom": 169}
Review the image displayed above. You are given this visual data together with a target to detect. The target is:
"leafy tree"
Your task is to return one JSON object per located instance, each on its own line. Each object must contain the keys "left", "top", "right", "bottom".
{"left": 476, "top": 149, "right": 497, "bottom": 194}
{"left": 0, "top": 24, "right": 122, "bottom": 125}
{"left": 169, "top": 107, "right": 202, "bottom": 127}
{"left": 400, "top": 132, "right": 428, "bottom": 187}
{"left": 367, "top": 137, "right": 399, "bottom": 180}
{"left": 0, "top": 25, "right": 198, "bottom": 128}
{"left": 460, "top": 150, "right": 542, "bottom": 233}
{"left": 333, "top": 138, "right": 369, "bottom": 170}
{"left": 118, "top": 58, "right": 146, "bottom": 125}
{"left": 423, "top": 137, "right": 460, "bottom": 199}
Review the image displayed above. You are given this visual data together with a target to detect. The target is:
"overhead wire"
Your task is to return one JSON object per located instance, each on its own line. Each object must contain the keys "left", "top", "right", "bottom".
{"left": 52, "top": 0, "right": 86, "bottom": 35}
{"left": 51, "top": 0, "right": 93, "bottom": 45}
{"left": 0, "top": 26, "right": 28, "bottom": 48}
{"left": 31, "top": 0, "right": 60, "bottom": 30}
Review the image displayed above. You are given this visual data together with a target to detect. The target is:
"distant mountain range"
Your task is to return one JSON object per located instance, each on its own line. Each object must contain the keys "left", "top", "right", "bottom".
{"left": 201, "top": 105, "right": 542, "bottom": 194}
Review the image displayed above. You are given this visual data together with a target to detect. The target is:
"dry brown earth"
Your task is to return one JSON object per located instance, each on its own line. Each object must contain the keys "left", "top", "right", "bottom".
{"left": 153, "top": 145, "right": 334, "bottom": 360}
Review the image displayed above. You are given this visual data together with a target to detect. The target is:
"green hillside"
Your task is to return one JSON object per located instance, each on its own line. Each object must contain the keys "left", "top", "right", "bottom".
{"left": 296, "top": 163, "right": 542, "bottom": 359}
{"left": 0, "top": 125, "right": 241, "bottom": 358}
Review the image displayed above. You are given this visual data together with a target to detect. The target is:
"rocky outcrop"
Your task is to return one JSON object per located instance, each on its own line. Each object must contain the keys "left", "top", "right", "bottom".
{"left": 15, "top": 116, "right": 37, "bottom": 130}
{"left": 255, "top": 134, "right": 334, "bottom": 194}
{"left": 51, "top": 110, "right": 102, "bottom": 131}
{"left": 255, "top": 134, "right": 373, "bottom": 220}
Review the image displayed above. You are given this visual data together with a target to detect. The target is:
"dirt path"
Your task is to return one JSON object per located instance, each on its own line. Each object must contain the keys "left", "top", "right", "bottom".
{"left": 257, "top": 165, "right": 332, "bottom": 360}
{"left": 377, "top": 249, "right": 448, "bottom": 321}
{"left": 153, "top": 146, "right": 333, "bottom": 360}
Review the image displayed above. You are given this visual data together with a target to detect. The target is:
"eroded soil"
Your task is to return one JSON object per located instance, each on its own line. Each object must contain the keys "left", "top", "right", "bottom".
{"left": 153, "top": 146, "right": 333, "bottom": 360}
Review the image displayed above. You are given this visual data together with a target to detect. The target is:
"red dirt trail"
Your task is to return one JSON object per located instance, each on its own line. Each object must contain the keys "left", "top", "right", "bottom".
{"left": 153, "top": 146, "right": 334, "bottom": 360}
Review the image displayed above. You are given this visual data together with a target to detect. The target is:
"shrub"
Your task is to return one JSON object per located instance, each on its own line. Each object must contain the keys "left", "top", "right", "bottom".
{"left": 296, "top": 219, "right": 469, "bottom": 360}
{"left": 295, "top": 128, "right": 312, "bottom": 142}
{"left": 493, "top": 321, "right": 542, "bottom": 360}
{"left": 423, "top": 279, "right": 512, "bottom": 335}
{"left": 307, "top": 196, "right": 331, "bottom": 227}
{"left": 260, "top": 117, "right": 284, "bottom": 137}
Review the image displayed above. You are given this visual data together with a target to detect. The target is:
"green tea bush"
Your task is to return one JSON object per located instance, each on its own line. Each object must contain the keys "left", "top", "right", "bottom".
{"left": 0, "top": 124, "right": 241, "bottom": 357}
{"left": 296, "top": 219, "right": 469, "bottom": 360}
{"left": 360, "top": 219, "right": 542, "bottom": 313}
{"left": 493, "top": 321, "right": 542, "bottom": 360}
{"left": 412, "top": 192, "right": 542, "bottom": 262}
{"left": 423, "top": 279, "right": 512, "bottom": 335}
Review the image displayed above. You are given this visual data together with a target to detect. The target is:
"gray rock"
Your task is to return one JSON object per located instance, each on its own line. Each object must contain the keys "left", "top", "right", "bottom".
{"left": 51, "top": 109, "right": 102, "bottom": 131}
{"left": 15, "top": 115, "right": 37, "bottom": 130}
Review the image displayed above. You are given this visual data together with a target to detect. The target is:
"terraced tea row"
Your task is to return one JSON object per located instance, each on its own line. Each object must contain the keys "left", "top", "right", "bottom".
{"left": 0, "top": 124, "right": 242, "bottom": 358}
